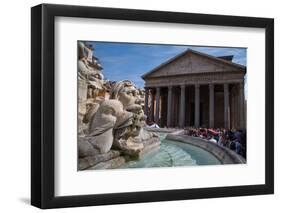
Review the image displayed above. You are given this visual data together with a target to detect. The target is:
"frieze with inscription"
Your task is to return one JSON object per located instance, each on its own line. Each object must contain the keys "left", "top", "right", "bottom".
{"left": 145, "top": 72, "right": 244, "bottom": 87}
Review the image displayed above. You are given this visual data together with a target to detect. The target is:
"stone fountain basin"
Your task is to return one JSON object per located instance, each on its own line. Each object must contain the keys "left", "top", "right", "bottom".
{"left": 81, "top": 128, "right": 245, "bottom": 170}
{"left": 165, "top": 132, "right": 246, "bottom": 165}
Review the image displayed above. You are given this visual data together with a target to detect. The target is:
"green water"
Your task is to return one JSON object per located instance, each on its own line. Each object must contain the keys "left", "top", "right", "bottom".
{"left": 122, "top": 133, "right": 221, "bottom": 168}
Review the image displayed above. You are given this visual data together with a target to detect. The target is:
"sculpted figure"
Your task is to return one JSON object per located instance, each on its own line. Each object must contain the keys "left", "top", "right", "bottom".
{"left": 86, "top": 99, "right": 133, "bottom": 154}
{"left": 111, "top": 80, "right": 145, "bottom": 136}
{"left": 79, "top": 99, "right": 134, "bottom": 157}
{"left": 78, "top": 43, "right": 160, "bottom": 168}
{"left": 138, "top": 88, "right": 145, "bottom": 109}
{"left": 78, "top": 41, "right": 105, "bottom": 99}
{"left": 83, "top": 101, "right": 102, "bottom": 134}
{"left": 111, "top": 80, "right": 141, "bottom": 109}
{"left": 110, "top": 80, "right": 160, "bottom": 155}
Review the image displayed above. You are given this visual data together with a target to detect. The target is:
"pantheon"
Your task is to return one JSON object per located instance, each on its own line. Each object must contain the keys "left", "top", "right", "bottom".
{"left": 142, "top": 49, "right": 246, "bottom": 129}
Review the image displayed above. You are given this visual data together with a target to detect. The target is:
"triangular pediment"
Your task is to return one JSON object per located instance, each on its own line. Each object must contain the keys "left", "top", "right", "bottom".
{"left": 142, "top": 49, "right": 246, "bottom": 79}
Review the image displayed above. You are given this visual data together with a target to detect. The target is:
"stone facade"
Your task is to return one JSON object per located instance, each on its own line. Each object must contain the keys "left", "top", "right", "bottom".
{"left": 142, "top": 49, "right": 246, "bottom": 130}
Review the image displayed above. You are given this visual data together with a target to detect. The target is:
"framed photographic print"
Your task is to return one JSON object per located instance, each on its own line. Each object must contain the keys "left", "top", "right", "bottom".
{"left": 31, "top": 3, "right": 274, "bottom": 209}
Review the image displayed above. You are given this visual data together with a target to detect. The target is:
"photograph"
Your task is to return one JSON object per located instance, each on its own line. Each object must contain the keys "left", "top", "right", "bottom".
{"left": 29, "top": 3, "right": 274, "bottom": 209}
{"left": 77, "top": 41, "right": 247, "bottom": 171}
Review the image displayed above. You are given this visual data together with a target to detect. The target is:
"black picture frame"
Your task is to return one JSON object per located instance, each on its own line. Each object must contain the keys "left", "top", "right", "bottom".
{"left": 31, "top": 3, "right": 274, "bottom": 209}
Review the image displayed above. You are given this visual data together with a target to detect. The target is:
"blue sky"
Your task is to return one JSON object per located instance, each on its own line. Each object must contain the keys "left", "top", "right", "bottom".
{"left": 88, "top": 41, "right": 246, "bottom": 88}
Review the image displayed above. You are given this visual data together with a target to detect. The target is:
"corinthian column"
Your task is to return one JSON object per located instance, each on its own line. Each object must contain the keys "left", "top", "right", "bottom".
{"left": 209, "top": 84, "right": 215, "bottom": 128}
{"left": 155, "top": 87, "right": 161, "bottom": 124}
{"left": 224, "top": 83, "right": 230, "bottom": 129}
{"left": 195, "top": 84, "right": 200, "bottom": 127}
{"left": 149, "top": 89, "right": 155, "bottom": 121}
{"left": 167, "top": 86, "right": 173, "bottom": 127}
{"left": 239, "top": 82, "right": 245, "bottom": 129}
{"left": 179, "top": 85, "right": 186, "bottom": 128}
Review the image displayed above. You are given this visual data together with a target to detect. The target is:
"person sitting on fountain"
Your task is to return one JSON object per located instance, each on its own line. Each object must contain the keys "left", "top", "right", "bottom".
{"left": 146, "top": 119, "right": 160, "bottom": 128}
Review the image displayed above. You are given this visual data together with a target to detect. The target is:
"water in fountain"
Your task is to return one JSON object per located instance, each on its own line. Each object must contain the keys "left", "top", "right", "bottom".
{"left": 122, "top": 133, "right": 221, "bottom": 168}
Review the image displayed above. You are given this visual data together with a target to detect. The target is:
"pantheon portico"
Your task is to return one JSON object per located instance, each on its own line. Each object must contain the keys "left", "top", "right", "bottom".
{"left": 142, "top": 49, "right": 246, "bottom": 129}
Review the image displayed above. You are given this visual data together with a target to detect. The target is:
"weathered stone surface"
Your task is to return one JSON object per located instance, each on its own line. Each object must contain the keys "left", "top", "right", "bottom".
{"left": 110, "top": 80, "right": 161, "bottom": 158}
{"left": 78, "top": 41, "right": 105, "bottom": 135}
{"left": 78, "top": 137, "right": 99, "bottom": 158}
{"left": 89, "top": 156, "right": 126, "bottom": 170}
{"left": 86, "top": 100, "right": 133, "bottom": 154}
{"left": 113, "top": 138, "right": 144, "bottom": 157}
{"left": 79, "top": 150, "right": 121, "bottom": 170}
{"left": 138, "top": 140, "right": 161, "bottom": 159}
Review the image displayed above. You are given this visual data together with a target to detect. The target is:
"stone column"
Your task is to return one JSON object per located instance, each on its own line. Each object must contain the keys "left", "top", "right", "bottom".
{"left": 155, "top": 87, "right": 161, "bottom": 124}
{"left": 239, "top": 82, "right": 245, "bottom": 129}
{"left": 179, "top": 85, "right": 186, "bottom": 128}
{"left": 149, "top": 89, "right": 155, "bottom": 121}
{"left": 144, "top": 88, "right": 149, "bottom": 117}
{"left": 209, "top": 84, "right": 215, "bottom": 128}
{"left": 195, "top": 84, "right": 200, "bottom": 127}
{"left": 167, "top": 86, "right": 173, "bottom": 127}
{"left": 224, "top": 83, "right": 230, "bottom": 129}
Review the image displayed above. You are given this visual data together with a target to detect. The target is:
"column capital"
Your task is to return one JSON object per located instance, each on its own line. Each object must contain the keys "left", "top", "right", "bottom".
{"left": 209, "top": 83, "right": 214, "bottom": 88}
{"left": 195, "top": 84, "right": 200, "bottom": 89}
{"left": 180, "top": 84, "right": 186, "bottom": 89}
{"left": 156, "top": 87, "right": 161, "bottom": 92}
{"left": 168, "top": 85, "right": 173, "bottom": 90}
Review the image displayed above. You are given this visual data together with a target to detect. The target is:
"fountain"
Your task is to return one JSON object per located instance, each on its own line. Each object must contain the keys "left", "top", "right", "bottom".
{"left": 78, "top": 41, "right": 161, "bottom": 170}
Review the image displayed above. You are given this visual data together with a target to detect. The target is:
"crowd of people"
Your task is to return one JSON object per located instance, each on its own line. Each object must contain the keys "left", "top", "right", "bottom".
{"left": 185, "top": 127, "right": 246, "bottom": 158}
{"left": 145, "top": 118, "right": 246, "bottom": 158}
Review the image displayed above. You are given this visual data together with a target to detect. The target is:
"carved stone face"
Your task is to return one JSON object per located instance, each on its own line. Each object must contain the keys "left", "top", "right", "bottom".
{"left": 118, "top": 85, "right": 139, "bottom": 108}
{"left": 109, "top": 81, "right": 147, "bottom": 139}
